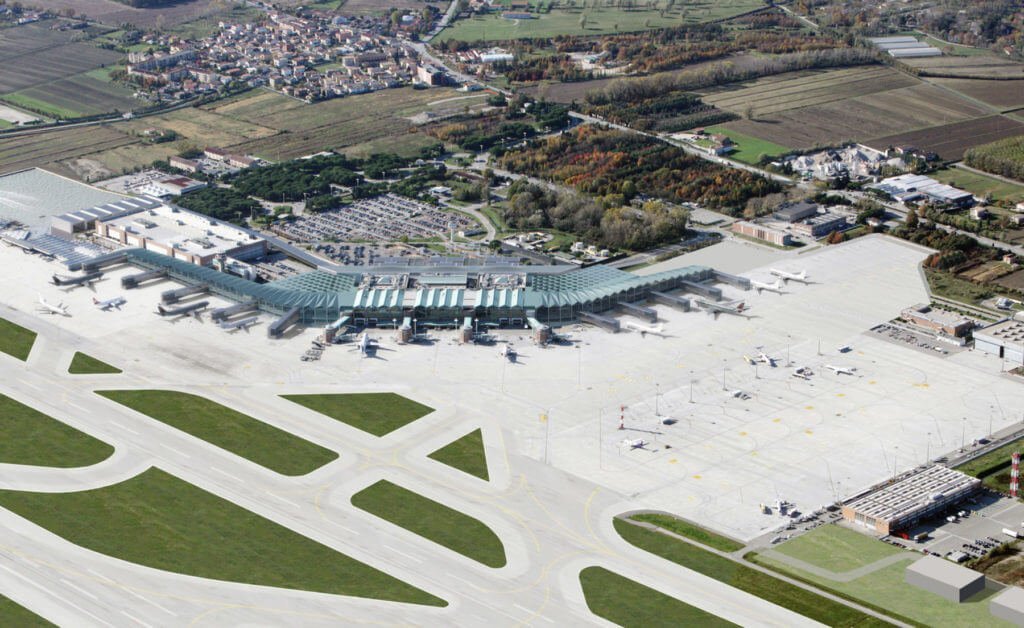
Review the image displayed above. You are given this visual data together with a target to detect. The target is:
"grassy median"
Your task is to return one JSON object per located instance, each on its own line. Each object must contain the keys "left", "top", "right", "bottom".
{"left": 0, "top": 468, "right": 444, "bottom": 605}
{"left": 629, "top": 513, "right": 744, "bottom": 553}
{"left": 0, "top": 317, "right": 36, "bottom": 361}
{"left": 68, "top": 352, "right": 121, "bottom": 374}
{"left": 98, "top": 390, "right": 337, "bottom": 475}
{"left": 281, "top": 392, "right": 433, "bottom": 437}
{"left": 0, "top": 594, "right": 54, "bottom": 627}
{"left": 0, "top": 393, "right": 113, "bottom": 467}
{"left": 580, "top": 566, "right": 737, "bottom": 627}
{"left": 428, "top": 429, "right": 489, "bottom": 481}
{"left": 352, "top": 480, "right": 505, "bottom": 567}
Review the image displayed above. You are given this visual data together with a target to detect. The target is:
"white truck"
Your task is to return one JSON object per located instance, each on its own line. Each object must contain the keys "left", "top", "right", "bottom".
{"left": 1003, "top": 528, "right": 1019, "bottom": 539}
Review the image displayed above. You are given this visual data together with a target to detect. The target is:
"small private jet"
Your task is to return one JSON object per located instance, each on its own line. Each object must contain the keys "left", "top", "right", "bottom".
{"left": 825, "top": 365, "right": 856, "bottom": 375}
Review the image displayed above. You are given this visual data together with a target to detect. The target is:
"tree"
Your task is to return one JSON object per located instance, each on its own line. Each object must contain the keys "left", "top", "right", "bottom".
{"left": 905, "top": 207, "right": 919, "bottom": 230}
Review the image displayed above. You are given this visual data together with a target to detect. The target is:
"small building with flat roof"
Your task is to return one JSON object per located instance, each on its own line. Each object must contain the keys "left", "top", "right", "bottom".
{"left": 842, "top": 465, "right": 981, "bottom": 535}
{"left": 906, "top": 555, "right": 985, "bottom": 603}
{"left": 773, "top": 201, "right": 819, "bottom": 223}
{"left": 991, "top": 585, "right": 1024, "bottom": 624}
{"left": 902, "top": 303, "right": 973, "bottom": 338}
{"left": 974, "top": 319, "right": 1024, "bottom": 365}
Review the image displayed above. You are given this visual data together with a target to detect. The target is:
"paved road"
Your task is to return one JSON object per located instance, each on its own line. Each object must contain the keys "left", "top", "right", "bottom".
{"left": 0, "top": 311, "right": 834, "bottom": 626}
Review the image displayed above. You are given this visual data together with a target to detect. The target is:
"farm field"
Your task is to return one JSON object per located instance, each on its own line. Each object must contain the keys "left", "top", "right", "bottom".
{"left": 700, "top": 126, "right": 791, "bottom": 164}
{"left": 701, "top": 66, "right": 990, "bottom": 148}
{"left": 930, "top": 78, "right": 1024, "bottom": 110}
{"left": 28, "top": 0, "right": 256, "bottom": 28}
{"left": 0, "top": 125, "right": 136, "bottom": 177}
{"left": 932, "top": 167, "right": 1024, "bottom": 204}
{"left": 436, "top": 0, "right": 764, "bottom": 41}
{"left": 900, "top": 55, "right": 1024, "bottom": 79}
{"left": 0, "top": 22, "right": 139, "bottom": 119}
{"left": 217, "top": 88, "right": 483, "bottom": 160}
{"left": 868, "top": 115, "right": 1024, "bottom": 161}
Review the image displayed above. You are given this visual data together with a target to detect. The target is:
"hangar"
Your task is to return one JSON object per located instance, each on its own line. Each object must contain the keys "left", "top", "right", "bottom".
{"left": 973, "top": 319, "right": 1024, "bottom": 365}
{"left": 905, "top": 555, "right": 986, "bottom": 603}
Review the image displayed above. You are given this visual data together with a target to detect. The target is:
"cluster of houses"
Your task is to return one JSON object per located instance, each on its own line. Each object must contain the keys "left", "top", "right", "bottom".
{"left": 169, "top": 147, "right": 259, "bottom": 177}
{"left": 126, "top": 12, "right": 449, "bottom": 103}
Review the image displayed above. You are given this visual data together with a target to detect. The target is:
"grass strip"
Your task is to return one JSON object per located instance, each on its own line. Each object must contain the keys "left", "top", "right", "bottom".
{"left": 281, "top": 392, "right": 433, "bottom": 437}
{"left": 630, "top": 513, "right": 744, "bottom": 552}
{"left": 580, "top": 566, "right": 737, "bottom": 627}
{"left": 68, "top": 352, "right": 121, "bottom": 374}
{"left": 0, "top": 317, "right": 36, "bottom": 361}
{"left": 428, "top": 428, "right": 489, "bottom": 480}
{"left": 0, "top": 393, "right": 113, "bottom": 467}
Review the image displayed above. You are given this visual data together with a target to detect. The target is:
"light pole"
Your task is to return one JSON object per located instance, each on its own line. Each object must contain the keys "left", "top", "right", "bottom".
{"left": 961, "top": 417, "right": 966, "bottom": 453}
{"left": 926, "top": 431, "right": 931, "bottom": 465}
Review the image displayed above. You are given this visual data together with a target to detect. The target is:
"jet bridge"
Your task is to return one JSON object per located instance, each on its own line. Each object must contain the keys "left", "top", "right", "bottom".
{"left": 680, "top": 280, "right": 722, "bottom": 301}
{"left": 579, "top": 311, "right": 620, "bottom": 333}
{"left": 161, "top": 284, "right": 209, "bottom": 304}
{"left": 79, "top": 251, "right": 127, "bottom": 272}
{"left": 712, "top": 270, "right": 751, "bottom": 291}
{"left": 211, "top": 301, "right": 258, "bottom": 322}
{"left": 650, "top": 291, "right": 690, "bottom": 312}
{"left": 268, "top": 307, "right": 302, "bottom": 339}
{"left": 121, "top": 268, "right": 167, "bottom": 289}
{"left": 615, "top": 301, "right": 657, "bottom": 323}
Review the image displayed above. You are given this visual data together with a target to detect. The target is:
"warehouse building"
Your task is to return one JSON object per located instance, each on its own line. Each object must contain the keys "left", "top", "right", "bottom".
{"left": 901, "top": 304, "right": 973, "bottom": 338}
{"left": 869, "top": 174, "right": 974, "bottom": 209}
{"left": 791, "top": 212, "right": 848, "bottom": 238}
{"left": 732, "top": 221, "right": 793, "bottom": 246}
{"left": 973, "top": 319, "right": 1024, "bottom": 365}
{"left": 773, "top": 201, "right": 819, "bottom": 223}
{"left": 906, "top": 556, "right": 986, "bottom": 603}
{"left": 842, "top": 465, "right": 981, "bottom": 535}
{"left": 991, "top": 586, "right": 1024, "bottom": 624}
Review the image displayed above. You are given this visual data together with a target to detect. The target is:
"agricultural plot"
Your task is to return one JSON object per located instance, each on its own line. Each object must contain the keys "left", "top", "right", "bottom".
{"left": 0, "top": 125, "right": 135, "bottom": 176}
{"left": 29, "top": 0, "right": 253, "bottom": 28}
{"left": 931, "top": 168, "right": 1024, "bottom": 204}
{"left": 901, "top": 55, "right": 1024, "bottom": 79}
{"left": 706, "top": 68, "right": 990, "bottom": 149}
{"left": 7, "top": 73, "right": 139, "bottom": 119}
{"left": 437, "top": 0, "right": 765, "bottom": 41}
{"left": 868, "top": 115, "right": 1024, "bottom": 162}
{"left": 930, "top": 78, "right": 1024, "bottom": 110}
{"left": 220, "top": 88, "right": 481, "bottom": 161}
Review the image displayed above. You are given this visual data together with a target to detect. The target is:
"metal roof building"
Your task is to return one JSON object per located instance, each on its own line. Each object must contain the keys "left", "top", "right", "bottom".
{"left": 974, "top": 319, "right": 1024, "bottom": 365}
{"left": 991, "top": 585, "right": 1024, "bottom": 624}
{"left": 906, "top": 556, "right": 986, "bottom": 603}
{"left": 102, "top": 248, "right": 716, "bottom": 327}
{"left": 842, "top": 465, "right": 981, "bottom": 535}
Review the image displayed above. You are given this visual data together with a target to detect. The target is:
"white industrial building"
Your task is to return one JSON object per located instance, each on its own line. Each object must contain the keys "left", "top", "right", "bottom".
{"left": 974, "top": 319, "right": 1024, "bottom": 365}
{"left": 869, "top": 174, "right": 974, "bottom": 209}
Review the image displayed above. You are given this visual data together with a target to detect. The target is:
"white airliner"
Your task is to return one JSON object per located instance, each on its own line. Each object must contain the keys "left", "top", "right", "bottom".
{"left": 825, "top": 365, "right": 856, "bottom": 375}
{"left": 695, "top": 298, "right": 747, "bottom": 319}
{"left": 93, "top": 296, "right": 126, "bottom": 310}
{"left": 621, "top": 438, "right": 647, "bottom": 450}
{"left": 36, "top": 294, "right": 70, "bottom": 317}
{"left": 757, "top": 351, "right": 776, "bottom": 367}
{"left": 354, "top": 332, "right": 377, "bottom": 357}
{"left": 770, "top": 268, "right": 810, "bottom": 284}
{"left": 623, "top": 321, "right": 668, "bottom": 337}
{"left": 751, "top": 278, "right": 785, "bottom": 294}
{"left": 219, "top": 316, "right": 258, "bottom": 333}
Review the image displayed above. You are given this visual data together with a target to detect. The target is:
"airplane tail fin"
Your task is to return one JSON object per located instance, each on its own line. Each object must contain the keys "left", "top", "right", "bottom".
{"left": 157, "top": 305, "right": 167, "bottom": 315}
{"left": 737, "top": 302, "right": 746, "bottom": 312}
{"left": 92, "top": 297, "right": 99, "bottom": 305}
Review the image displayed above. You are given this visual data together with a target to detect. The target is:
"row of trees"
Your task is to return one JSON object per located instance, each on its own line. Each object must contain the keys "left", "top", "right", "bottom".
{"left": 964, "top": 136, "right": 1024, "bottom": 183}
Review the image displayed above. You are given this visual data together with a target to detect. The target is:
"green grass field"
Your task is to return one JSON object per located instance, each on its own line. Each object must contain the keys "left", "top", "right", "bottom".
{"left": 629, "top": 513, "right": 744, "bottom": 553}
{"left": 281, "top": 392, "right": 434, "bottom": 437}
{"left": 0, "top": 468, "right": 444, "bottom": 605}
{"left": 772, "top": 525, "right": 899, "bottom": 573}
{"left": 1, "top": 93, "right": 84, "bottom": 120}
{"left": 352, "top": 480, "right": 506, "bottom": 567}
{"left": 957, "top": 437, "right": 1024, "bottom": 493}
{"left": 98, "top": 390, "right": 337, "bottom": 475}
{"left": 428, "top": 428, "right": 489, "bottom": 480}
{"left": 755, "top": 532, "right": 1010, "bottom": 627}
{"left": 702, "top": 126, "right": 792, "bottom": 165}
{"left": 932, "top": 167, "right": 1024, "bottom": 204}
{"left": 437, "top": 1, "right": 764, "bottom": 41}
{"left": 0, "top": 317, "right": 36, "bottom": 361}
{"left": 925, "top": 269, "right": 995, "bottom": 306}
{"left": 0, "top": 594, "right": 53, "bottom": 627}
{"left": 614, "top": 518, "right": 888, "bottom": 627}
{"left": 580, "top": 566, "right": 737, "bottom": 627}
{"left": 68, "top": 352, "right": 121, "bottom": 375}
{"left": 0, "top": 394, "right": 113, "bottom": 468}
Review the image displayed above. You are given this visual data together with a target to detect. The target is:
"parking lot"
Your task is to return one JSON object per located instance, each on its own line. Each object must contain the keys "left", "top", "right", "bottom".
{"left": 894, "top": 492, "right": 1024, "bottom": 562}
{"left": 870, "top": 322, "right": 966, "bottom": 358}
{"left": 276, "top": 193, "right": 478, "bottom": 244}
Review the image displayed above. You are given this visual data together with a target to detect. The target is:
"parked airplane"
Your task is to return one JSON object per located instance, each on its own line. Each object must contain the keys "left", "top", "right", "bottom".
{"left": 219, "top": 316, "right": 258, "bottom": 333}
{"left": 623, "top": 321, "right": 668, "bottom": 337}
{"left": 157, "top": 300, "right": 209, "bottom": 318}
{"left": 352, "top": 332, "right": 378, "bottom": 357}
{"left": 93, "top": 295, "right": 126, "bottom": 310}
{"left": 500, "top": 343, "right": 517, "bottom": 362}
{"left": 52, "top": 271, "right": 103, "bottom": 288}
{"left": 36, "top": 294, "right": 70, "bottom": 317}
{"left": 695, "top": 298, "right": 747, "bottom": 319}
{"left": 769, "top": 268, "right": 810, "bottom": 284}
{"left": 751, "top": 278, "right": 785, "bottom": 294}
{"left": 621, "top": 438, "right": 647, "bottom": 450}
{"left": 792, "top": 367, "right": 812, "bottom": 380}
{"left": 756, "top": 350, "right": 776, "bottom": 367}
{"left": 825, "top": 364, "right": 856, "bottom": 375}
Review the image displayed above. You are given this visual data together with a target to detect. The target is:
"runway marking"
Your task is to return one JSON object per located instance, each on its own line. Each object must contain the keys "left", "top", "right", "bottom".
{"left": 210, "top": 467, "right": 241, "bottom": 482}
{"left": 18, "top": 379, "right": 43, "bottom": 392}
{"left": 805, "top": 429, "right": 814, "bottom": 435}
{"left": 693, "top": 474, "right": 702, "bottom": 479}
{"left": 0, "top": 565, "right": 107, "bottom": 626}
{"left": 124, "top": 586, "right": 178, "bottom": 616}
{"left": 110, "top": 421, "right": 140, "bottom": 436}
{"left": 447, "top": 573, "right": 484, "bottom": 591}
{"left": 382, "top": 544, "right": 423, "bottom": 563}
{"left": 60, "top": 577, "right": 99, "bottom": 600}
{"left": 266, "top": 492, "right": 301, "bottom": 509}
{"left": 120, "top": 610, "right": 154, "bottom": 628}
{"left": 162, "top": 444, "right": 190, "bottom": 459}
{"left": 68, "top": 402, "right": 89, "bottom": 413}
